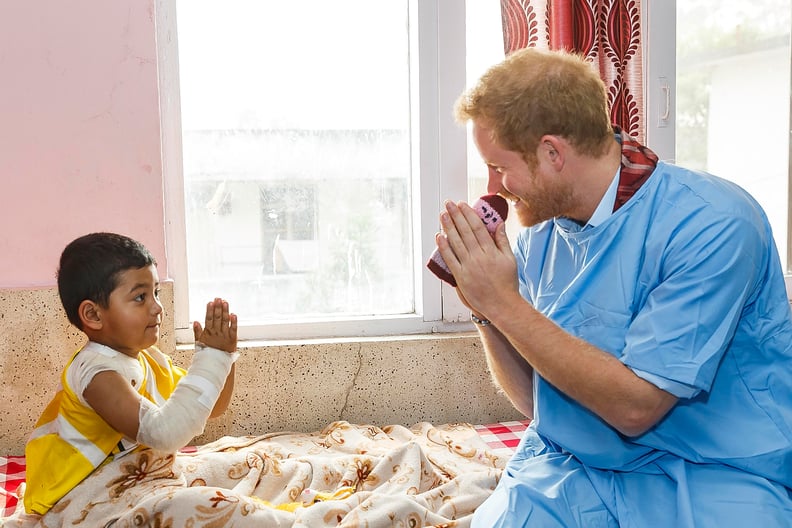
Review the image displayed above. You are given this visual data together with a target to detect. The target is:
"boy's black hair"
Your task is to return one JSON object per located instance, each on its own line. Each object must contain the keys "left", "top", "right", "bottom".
{"left": 57, "top": 232, "right": 157, "bottom": 330}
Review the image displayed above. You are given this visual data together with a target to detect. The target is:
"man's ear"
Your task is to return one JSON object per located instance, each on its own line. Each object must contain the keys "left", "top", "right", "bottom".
{"left": 78, "top": 300, "right": 103, "bottom": 331}
{"left": 540, "top": 135, "right": 565, "bottom": 170}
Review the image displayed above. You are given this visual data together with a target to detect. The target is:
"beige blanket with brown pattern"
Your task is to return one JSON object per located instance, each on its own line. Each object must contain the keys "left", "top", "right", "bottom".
{"left": 3, "top": 421, "right": 506, "bottom": 527}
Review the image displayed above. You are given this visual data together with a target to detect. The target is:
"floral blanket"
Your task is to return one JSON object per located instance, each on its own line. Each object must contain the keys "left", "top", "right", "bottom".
{"left": 2, "top": 421, "right": 507, "bottom": 527}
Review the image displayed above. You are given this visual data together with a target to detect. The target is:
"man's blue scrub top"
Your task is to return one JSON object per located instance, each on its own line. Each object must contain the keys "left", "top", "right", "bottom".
{"left": 477, "top": 162, "right": 792, "bottom": 526}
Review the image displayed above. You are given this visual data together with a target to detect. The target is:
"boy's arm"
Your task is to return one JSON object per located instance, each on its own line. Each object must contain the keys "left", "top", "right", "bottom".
{"left": 84, "top": 298, "right": 239, "bottom": 451}
{"left": 83, "top": 352, "right": 236, "bottom": 448}
{"left": 210, "top": 363, "right": 235, "bottom": 417}
{"left": 193, "top": 297, "right": 238, "bottom": 418}
{"left": 83, "top": 370, "right": 145, "bottom": 439}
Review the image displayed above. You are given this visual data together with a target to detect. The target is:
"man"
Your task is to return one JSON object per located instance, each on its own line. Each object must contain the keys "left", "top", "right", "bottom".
{"left": 436, "top": 47, "right": 792, "bottom": 526}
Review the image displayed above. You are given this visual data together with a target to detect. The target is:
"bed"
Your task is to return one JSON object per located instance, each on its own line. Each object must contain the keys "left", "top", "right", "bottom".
{"left": 0, "top": 420, "right": 529, "bottom": 527}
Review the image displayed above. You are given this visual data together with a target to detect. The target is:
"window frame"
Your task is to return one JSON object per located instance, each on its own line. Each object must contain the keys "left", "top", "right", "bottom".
{"left": 158, "top": 0, "right": 476, "bottom": 343}
{"left": 161, "top": 1, "right": 792, "bottom": 344}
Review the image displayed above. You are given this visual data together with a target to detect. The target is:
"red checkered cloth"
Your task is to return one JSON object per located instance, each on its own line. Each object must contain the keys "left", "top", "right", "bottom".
{"left": 1, "top": 456, "right": 25, "bottom": 518}
{"left": 474, "top": 419, "right": 531, "bottom": 456}
{"left": 0, "top": 423, "right": 530, "bottom": 518}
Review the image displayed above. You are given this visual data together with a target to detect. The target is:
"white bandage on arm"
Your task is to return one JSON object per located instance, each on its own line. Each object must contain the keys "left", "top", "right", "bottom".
{"left": 136, "top": 346, "right": 236, "bottom": 452}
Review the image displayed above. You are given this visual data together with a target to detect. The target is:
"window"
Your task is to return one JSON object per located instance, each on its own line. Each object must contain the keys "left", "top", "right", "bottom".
{"left": 646, "top": 0, "right": 791, "bottom": 277}
{"left": 161, "top": 2, "right": 505, "bottom": 341}
{"left": 164, "top": 3, "right": 791, "bottom": 342}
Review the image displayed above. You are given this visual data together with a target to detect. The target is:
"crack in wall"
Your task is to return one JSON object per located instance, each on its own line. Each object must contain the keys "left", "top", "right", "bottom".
{"left": 339, "top": 344, "right": 364, "bottom": 420}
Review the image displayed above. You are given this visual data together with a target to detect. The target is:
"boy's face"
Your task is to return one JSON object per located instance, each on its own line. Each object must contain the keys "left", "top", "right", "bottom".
{"left": 96, "top": 264, "right": 163, "bottom": 357}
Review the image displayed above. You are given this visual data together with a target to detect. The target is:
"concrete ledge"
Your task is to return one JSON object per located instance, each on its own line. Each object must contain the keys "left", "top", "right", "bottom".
{"left": 0, "top": 285, "right": 519, "bottom": 454}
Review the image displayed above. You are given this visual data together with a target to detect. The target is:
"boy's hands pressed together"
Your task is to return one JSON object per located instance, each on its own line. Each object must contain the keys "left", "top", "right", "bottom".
{"left": 192, "top": 298, "right": 238, "bottom": 353}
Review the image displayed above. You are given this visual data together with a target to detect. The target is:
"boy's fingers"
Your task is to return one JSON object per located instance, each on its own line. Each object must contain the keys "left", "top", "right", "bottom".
{"left": 192, "top": 321, "right": 202, "bottom": 340}
{"left": 199, "top": 298, "right": 237, "bottom": 350}
{"left": 229, "top": 314, "right": 238, "bottom": 344}
{"left": 204, "top": 301, "right": 214, "bottom": 329}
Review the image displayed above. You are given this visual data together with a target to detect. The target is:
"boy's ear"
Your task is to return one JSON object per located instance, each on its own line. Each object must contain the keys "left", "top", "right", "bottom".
{"left": 78, "top": 300, "right": 103, "bottom": 331}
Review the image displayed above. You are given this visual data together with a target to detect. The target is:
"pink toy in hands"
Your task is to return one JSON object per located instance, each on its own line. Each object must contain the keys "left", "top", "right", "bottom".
{"left": 427, "top": 194, "right": 509, "bottom": 287}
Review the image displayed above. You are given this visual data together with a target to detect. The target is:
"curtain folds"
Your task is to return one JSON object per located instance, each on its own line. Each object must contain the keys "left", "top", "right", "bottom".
{"left": 500, "top": 0, "right": 646, "bottom": 142}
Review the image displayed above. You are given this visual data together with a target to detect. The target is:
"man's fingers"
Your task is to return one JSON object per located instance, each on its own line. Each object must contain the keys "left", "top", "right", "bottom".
{"left": 494, "top": 222, "right": 511, "bottom": 252}
{"left": 458, "top": 201, "right": 499, "bottom": 248}
{"left": 440, "top": 200, "right": 498, "bottom": 266}
{"left": 440, "top": 203, "right": 471, "bottom": 259}
{"left": 445, "top": 201, "right": 496, "bottom": 251}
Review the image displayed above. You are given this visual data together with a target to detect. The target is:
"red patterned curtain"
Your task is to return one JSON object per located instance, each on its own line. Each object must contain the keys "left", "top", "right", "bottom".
{"left": 500, "top": 0, "right": 645, "bottom": 142}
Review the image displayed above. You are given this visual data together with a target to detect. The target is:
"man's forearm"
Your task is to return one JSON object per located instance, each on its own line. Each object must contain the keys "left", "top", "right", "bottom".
{"left": 491, "top": 303, "right": 677, "bottom": 436}
{"left": 478, "top": 323, "right": 534, "bottom": 418}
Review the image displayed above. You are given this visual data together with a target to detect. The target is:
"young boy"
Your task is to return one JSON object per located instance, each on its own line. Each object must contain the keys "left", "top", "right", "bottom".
{"left": 23, "top": 232, "right": 239, "bottom": 515}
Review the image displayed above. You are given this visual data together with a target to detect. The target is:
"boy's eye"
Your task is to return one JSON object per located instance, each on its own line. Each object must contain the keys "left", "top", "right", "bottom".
{"left": 154, "top": 288, "right": 161, "bottom": 299}
{"left": 134, "top": 294, "right": 145, "bottom": 302}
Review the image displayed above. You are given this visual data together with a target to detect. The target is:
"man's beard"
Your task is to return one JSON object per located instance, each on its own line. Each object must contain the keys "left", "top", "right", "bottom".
{"left": 509, "top": 179, "right": 575, "bottom": 227}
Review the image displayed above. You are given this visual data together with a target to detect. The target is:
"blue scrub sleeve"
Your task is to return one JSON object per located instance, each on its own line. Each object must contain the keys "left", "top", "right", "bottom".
{"left": 620, "top": 211, "right": 765, "bottom": 397}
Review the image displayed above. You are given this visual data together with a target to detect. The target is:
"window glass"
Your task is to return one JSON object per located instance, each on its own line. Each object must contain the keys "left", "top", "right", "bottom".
{"left": 464, "top": 3, "right": 521, "bottom": 243}
{"left": 676, "top": 0, "right": 791, "bottom": 267}
{"left": 466, "top": 3, "right": 504, "bottom": 201}
{"left": 176, "top": 1, "right": 413, "bottom": 323}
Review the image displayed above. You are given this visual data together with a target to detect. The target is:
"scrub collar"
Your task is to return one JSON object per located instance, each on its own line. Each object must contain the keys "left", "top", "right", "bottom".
{"left": 585, "top": 167, "right": 621, "bottom": 229}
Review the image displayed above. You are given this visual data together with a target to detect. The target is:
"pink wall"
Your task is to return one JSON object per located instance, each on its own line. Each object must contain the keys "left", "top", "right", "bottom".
{"left": 0, "top": 1, "right": 167, "bottom": 288}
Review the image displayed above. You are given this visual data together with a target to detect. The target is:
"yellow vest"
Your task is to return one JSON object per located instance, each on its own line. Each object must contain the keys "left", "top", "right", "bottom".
{"left": 23, "top": 346, "right": 186, "bottom": 515}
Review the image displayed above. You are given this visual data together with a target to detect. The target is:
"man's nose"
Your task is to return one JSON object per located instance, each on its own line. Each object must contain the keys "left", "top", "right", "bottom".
{"left": 486, "top": 167, "right": 503, "bottom": 195}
